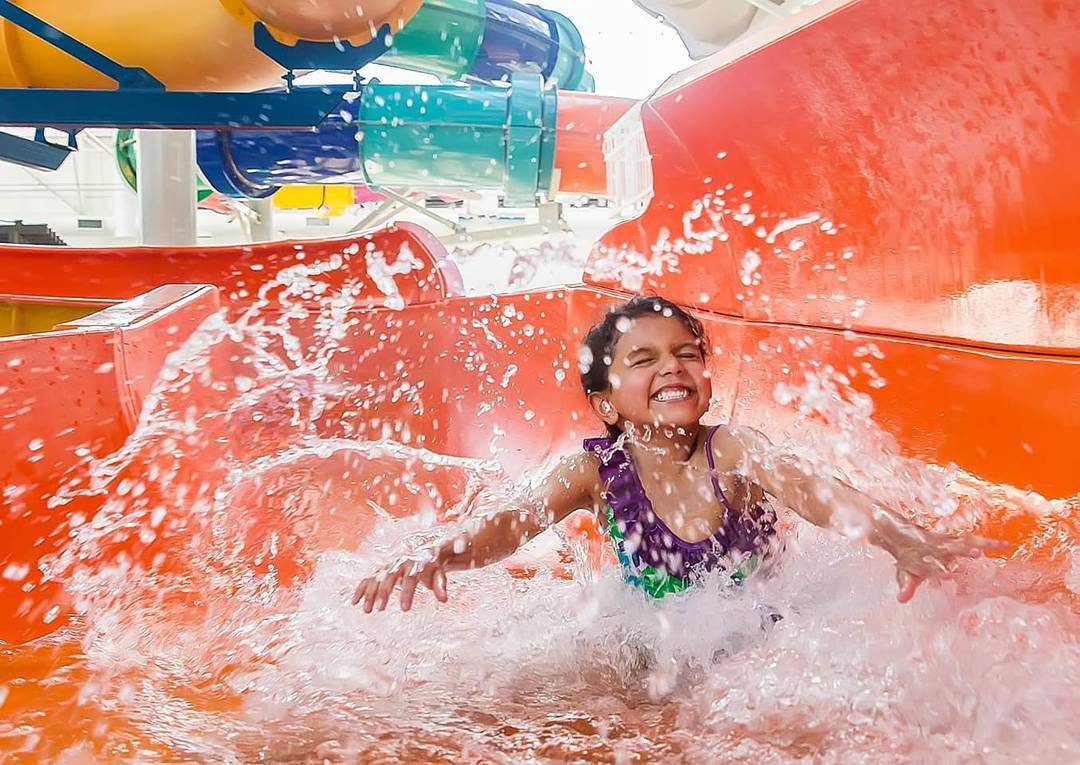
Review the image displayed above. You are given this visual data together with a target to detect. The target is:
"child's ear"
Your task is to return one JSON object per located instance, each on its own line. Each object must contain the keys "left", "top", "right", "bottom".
{"left": 588, "top": 393, "right": 619, "bottom": 427}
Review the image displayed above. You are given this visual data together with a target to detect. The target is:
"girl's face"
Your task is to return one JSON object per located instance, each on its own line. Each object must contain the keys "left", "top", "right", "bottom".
{"left": 592, "top": 315, "right": 711, "bottom": 434}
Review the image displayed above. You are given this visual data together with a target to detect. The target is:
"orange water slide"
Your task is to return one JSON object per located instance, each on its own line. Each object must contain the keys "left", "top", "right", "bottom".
{"left": 3, "top": 0, "right": 1080, "bottom": 649}
{"left": 2, "top": 244, "right": 1075, "bottom": 645}
{"left": 595, "top": 0, "right": 1080, "bottom": 494}
{"left": 0, "top": 225, "right": 462, "bottom": 644}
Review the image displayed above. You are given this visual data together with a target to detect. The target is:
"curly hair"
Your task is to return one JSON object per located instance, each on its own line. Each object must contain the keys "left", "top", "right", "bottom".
{"left": 579, "top": 295, "right": 707, "bottom": 436}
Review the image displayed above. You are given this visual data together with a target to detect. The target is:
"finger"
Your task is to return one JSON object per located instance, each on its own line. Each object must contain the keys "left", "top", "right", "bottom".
{"left": 432, "top": 566, "right": 448, "bottom": 603}
{"left": 352, "top": 578, "right": 372, "bottom": 606}
{"left": 356, "top": 579, "right": 377, "bottom": 612}
{"left": 362, "top": 579, "right": 381, "bottom": 614}
{"left": 896, "top": 569, "right": 922, "bottom": 603}
{"left": 967, "top": 536, "right": 1012, "bottom": 555}
{"left": 367, "top": 570, "right": 398, "bottom": 613}
{"left": 399, "top": 574, "right": 420, "bottom": 612}
{"left": 943, "top": 536, "right": 1007, "bottom": 561}
{"left": 375, "top": 569, "right": 406, "bottom": 612}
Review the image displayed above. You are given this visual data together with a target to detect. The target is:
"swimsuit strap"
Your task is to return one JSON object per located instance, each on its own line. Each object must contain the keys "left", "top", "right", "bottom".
{"left": 584, "top": 427, "right": 733, "bottom": 516}
{"left": 704, "top": 425, "right": 737, "bottom": 515}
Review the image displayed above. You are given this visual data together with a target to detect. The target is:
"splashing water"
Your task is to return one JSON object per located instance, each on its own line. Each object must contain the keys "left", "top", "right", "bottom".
{"left": 451, "top": 238, "right": 587, "bottom": 294}
{"left": 1, "top": 233, "right": 1078, "bottom": 764}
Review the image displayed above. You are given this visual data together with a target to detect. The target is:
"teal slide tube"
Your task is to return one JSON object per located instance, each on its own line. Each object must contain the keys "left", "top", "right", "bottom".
{"left": 382, "top": 0, "right": 593, "bottom": 91}
{"left": 196, "top": 74, "right": 558, "bottom": 207}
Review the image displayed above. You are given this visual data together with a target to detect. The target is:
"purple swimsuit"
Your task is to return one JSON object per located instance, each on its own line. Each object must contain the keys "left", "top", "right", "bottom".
{"left": 583, "top": 426, "right": 777, "bottom": 597}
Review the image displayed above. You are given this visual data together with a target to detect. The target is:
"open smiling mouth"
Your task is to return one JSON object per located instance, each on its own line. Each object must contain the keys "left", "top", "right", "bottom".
{"left": 651, "top": 385, "right": 693, "bottom": 403}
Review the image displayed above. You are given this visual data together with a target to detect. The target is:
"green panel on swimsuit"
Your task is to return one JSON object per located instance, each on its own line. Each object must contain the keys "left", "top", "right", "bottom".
{"left": 603, "top": 504, "right": 756, "bottom": 599}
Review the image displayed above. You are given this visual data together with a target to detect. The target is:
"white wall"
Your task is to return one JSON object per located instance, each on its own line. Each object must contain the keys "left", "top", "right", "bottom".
{"left": 0, "top": 128, "right": 129, "bottom": 243}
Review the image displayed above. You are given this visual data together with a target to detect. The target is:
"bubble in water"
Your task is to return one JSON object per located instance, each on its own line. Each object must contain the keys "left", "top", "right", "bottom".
{"left": 577, "top": 345, "right": 593, "bottom": 374}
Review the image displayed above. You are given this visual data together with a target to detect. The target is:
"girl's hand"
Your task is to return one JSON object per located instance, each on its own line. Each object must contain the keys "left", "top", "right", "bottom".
{"left": 887, "top": 528, "right": 1009, "bottom": 603}
{"left": 352, "top": 556, "right": 448, "bottom": 613}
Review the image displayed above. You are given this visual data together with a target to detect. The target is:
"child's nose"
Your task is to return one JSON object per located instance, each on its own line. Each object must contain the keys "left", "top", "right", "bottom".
{"left": 660, "top": 355, "right": 685, "bottom": 375}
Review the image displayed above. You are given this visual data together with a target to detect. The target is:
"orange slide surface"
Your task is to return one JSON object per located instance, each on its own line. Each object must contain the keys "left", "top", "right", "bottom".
{"left": 594, "top": 0, "right": 1080, "bottom": 495}
{"left": 2, "top": 0, "right": 1079, "bottom": 650}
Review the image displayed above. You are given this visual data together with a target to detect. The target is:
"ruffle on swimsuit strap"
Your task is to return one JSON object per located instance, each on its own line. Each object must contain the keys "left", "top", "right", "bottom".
{"left": 585, "top": 436, "right": 712, "bottom": 578}
{"left": 585, "top": 437, "right": 653, "bottom": 544}
{"left": 584, "top": 434, "right": 778, "bottom": 582}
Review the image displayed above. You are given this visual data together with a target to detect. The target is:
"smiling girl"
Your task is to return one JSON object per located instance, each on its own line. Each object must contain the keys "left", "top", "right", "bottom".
{"left": 353, "top": 295, "right": 1004, "bottom": 612}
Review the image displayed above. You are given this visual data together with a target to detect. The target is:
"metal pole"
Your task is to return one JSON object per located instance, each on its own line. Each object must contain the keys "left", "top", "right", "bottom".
{"left": 136, "top": 129, "right": 196, "bottom": 246}
{"left": 247, "top": 198, "right": 275, "bottom": 242}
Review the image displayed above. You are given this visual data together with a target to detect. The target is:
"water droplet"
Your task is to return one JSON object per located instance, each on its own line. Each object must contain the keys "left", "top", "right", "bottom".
{"left": 2, "top": 563, "right": 29, "bottom": 581}
{"left": 577, "top": 346, "right": 593, "bottom": 374}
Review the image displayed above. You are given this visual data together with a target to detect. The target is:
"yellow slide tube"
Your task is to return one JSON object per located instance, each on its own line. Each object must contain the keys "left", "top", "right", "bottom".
{"left": 0, "top": 0, "right": 421, "bottom": 91}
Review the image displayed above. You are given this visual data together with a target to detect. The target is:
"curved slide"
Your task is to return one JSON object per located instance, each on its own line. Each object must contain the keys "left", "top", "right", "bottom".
{"left": 0, "top": 0, "right": 588, "bottom": 92}
{"left": 632, "top": 0, "right": 768, "bottom": 58}
{"left": 5, "top": 0, "right": 623, "bottom": 205}
{"left": 196, "top": 78, "right": 632, "bottom": 203}
{"left": 114, "top": 78, "right": 632, "bottom": 206}
{"left": 0, "top": 0, "right": 417, "bottom": 91}
{"left": 2, "top": 0, "right": 1079, "bottom": 651}
{"left": 595, "top": 0, "right": 1080, "bottom": 496}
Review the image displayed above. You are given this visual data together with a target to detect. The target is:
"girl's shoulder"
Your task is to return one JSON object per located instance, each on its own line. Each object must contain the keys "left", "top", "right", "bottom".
{"left": 705, "top": 424, "right": 772, "bottom": 474}
{"left": 550, "top": 449, "right": 604, "bottom": 494}
{"left": 532, "top": 450, "right": 605, "bottom": 523}
{"left": 707, "top": 423, "right": 771, "bottom": 452}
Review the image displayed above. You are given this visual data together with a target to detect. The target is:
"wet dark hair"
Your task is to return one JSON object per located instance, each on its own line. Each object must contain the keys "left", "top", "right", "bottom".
{"left": 579, "top": 295, "right": 707, "bottom": 436}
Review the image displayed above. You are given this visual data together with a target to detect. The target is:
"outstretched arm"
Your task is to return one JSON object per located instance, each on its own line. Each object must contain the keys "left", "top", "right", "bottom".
{"left": 352, "top": 452, "right": 602, "bottom": 612}
{"left": 729, "top": 427, "right": 1007, "bottom": 602}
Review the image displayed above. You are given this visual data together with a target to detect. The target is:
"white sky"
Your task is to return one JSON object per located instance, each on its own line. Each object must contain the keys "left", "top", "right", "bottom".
{"left": 536, "top": 0, "right": 691, "bottom": 98}
{"left": 354, "top": 0, "right": 691, "bottom": 99}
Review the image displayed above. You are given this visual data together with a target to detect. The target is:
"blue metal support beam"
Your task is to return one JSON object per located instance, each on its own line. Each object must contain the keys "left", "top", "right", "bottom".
{"left": 0, "top": 1, "right": 353, "bottom": 133}
{"left": 0, "top": 88, "right": 351, "bottom": 130}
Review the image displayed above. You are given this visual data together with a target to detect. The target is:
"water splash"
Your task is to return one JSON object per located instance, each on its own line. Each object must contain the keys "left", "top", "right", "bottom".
{"left": 2, "top": 226, "right": 1077, "bottom": 763}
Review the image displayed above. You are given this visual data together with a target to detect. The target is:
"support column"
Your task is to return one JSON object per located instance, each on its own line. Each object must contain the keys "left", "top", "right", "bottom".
{"left": 247, "top": 198, "right": 275, "bottom": 242}
{"left": 136, "top": 130, "right": 196, "bottom": 246}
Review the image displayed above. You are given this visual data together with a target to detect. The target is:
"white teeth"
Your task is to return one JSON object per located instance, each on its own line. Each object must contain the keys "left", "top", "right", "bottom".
{"left": 653, "top": 387, "right": 690, "bottom": 402}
